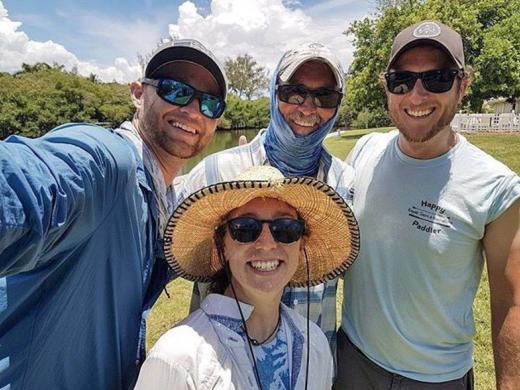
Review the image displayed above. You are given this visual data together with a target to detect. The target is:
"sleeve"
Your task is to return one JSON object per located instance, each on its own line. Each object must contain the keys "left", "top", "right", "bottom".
{"left": 348, "top": 132, "right": 379, "bottom": 168}
{"left": 176, "top": 158, "right": 209, "bottom": 204}
{"left": 0, "top": 123, "right": 137, "bottom": 276}
{"left": 134, "top": 353, "right": 196, "bottom": 390}
{"left": 488, "top": 172, "right": 520, "bottom": 223}
{"left": 315, "top": 326, "right": 335, "bottom": 389}
{"left": 325, "top": 346, "right": 334, "bottom": 389}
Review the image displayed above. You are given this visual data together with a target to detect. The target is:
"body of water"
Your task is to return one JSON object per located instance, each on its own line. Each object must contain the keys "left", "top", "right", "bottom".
{"left": 182, "top": 128, "right": 260, "bottom": 173}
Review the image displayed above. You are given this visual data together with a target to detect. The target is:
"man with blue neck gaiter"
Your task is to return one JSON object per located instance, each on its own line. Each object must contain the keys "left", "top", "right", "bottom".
{"left": 178, "top": 42, "right": 356, "bottom": 355}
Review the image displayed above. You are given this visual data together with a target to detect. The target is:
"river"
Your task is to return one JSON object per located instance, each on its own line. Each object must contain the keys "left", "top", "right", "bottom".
{"left": 181, "top": 128, "right": 260, "bottom": 173}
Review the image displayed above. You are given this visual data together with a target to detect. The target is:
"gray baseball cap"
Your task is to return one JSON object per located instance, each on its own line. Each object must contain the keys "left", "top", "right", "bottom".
{"left": 145, "top": 38, "right": 228, "bottom": 98}
{"left": 277, "top": 42, "right": 344, "bottom": 90}
{"left": 387, "top": 20, "right": 465, "bottom": 71}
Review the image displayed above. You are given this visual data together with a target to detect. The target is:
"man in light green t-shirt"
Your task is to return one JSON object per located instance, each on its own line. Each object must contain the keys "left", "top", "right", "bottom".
{"left": 334, "top": 20, "right": 520, "bottom": 390}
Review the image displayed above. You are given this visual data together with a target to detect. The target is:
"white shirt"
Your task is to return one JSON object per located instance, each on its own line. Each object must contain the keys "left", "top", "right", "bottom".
{"left": 134, "top": 294, "right": 334, "bottom": 389}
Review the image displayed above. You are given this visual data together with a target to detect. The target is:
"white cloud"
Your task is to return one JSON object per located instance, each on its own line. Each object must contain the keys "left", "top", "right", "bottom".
{"left": 0, "top": 0, "right": 370, "bottom": 83}
{"left": 0, "top": 1, "right": 141, "bottom": 82}
{"left": 168, "top": 0, "right": 360, "bottom": 75}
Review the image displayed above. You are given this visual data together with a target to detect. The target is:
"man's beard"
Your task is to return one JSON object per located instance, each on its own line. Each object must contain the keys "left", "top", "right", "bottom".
{"left": 286, "top": 111, "right": 321, "bottom": 128}
{"left": 139, "top": 110, "right": 203, "bottom": 159}
{"left": 391, "top": 95, "right": 460, "bottom": 144}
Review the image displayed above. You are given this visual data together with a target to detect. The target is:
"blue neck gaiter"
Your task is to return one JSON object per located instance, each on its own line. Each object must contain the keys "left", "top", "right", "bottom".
{"left": 264, "top": 61, "right": 342, "bottom": 177}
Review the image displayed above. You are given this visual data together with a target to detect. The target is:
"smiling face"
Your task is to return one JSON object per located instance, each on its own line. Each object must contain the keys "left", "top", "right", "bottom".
{"left": 135, "top": 61, "right": 220, "bottom": 160}
{"left": 277, "top": 60, "right": 337, "bottom": 136}
{"left": 222, "top": 197, "right": 302, "bottom": 302}
{"left": 386, "top": 45, "right": 468, "bottom": 145}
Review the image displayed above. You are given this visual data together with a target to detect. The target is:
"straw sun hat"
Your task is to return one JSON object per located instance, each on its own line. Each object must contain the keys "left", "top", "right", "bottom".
{"left": 163, "top": 166, "right": 360, "bottom": 287}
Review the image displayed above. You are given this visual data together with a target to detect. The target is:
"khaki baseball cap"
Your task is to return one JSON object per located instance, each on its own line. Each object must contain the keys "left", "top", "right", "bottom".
{"left": 277, "top": 42, "right": 344, "bottom": 90}
{"left": 387, "top": 20, "right": 465, "bottom": 71}
{"left": 145, "top": 38, "right": 227, "bottom": 99}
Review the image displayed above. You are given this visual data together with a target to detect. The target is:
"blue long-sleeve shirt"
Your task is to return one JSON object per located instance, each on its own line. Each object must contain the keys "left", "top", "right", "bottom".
{"left": 0, "top": 123, "right": 171, "bottom": 389}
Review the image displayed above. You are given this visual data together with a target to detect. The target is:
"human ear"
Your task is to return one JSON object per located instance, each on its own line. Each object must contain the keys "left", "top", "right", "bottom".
{"left": 129, "top": 81, "right": 144, "bottom": 110}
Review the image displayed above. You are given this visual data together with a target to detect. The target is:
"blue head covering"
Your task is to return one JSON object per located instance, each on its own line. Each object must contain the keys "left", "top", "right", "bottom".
{"left": 264, "top": 43, "right": 344, "bottom": 177}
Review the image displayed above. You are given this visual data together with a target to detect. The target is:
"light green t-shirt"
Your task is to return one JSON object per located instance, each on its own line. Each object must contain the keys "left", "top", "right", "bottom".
{"left": 342, "top": 130, "right": 520, "bottom": 382}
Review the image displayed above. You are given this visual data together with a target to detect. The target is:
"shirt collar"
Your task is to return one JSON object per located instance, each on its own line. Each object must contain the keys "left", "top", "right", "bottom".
{"left": 116, "top": 121, "right": 176, "bottom": 236}
{"left": 201, "top": 294, "right": 255, "bottom": 321}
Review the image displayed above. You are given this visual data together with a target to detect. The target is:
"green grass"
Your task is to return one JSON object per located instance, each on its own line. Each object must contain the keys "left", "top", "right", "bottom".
{"left": 147, "top": 128, "right": 520, "bottom": 389}
{"left": 325, "top": 127, "right": 394, "bottom": 159}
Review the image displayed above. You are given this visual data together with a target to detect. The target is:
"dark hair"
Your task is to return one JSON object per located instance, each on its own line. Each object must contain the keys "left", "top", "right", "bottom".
{"left": 209, "top": 268, "right": 230, "bottom": 294}
{"left": 208, "top": 225, "right": 231, "bottom": 294}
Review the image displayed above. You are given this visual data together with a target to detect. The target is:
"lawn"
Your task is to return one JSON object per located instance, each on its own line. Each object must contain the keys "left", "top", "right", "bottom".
{"left": 147, "top": 128, "right": 520, "bottom": 389}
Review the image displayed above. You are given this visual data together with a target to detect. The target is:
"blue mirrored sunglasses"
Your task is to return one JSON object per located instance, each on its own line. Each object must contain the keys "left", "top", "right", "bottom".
{"left": 142, "top": 77, "right": 225, "bottom": 119}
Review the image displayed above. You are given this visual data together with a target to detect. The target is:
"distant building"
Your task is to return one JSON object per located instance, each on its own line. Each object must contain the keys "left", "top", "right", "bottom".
{"left": 486, "top": 97, "right": 519, "bottom": 114}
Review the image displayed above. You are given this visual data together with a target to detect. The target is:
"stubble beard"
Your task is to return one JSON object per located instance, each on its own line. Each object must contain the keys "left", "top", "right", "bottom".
{"left": 139, "top": 109, "right": 203, "bottom": 160}
{"left": 390, "top": 93, "right": 461, "bottom": 144}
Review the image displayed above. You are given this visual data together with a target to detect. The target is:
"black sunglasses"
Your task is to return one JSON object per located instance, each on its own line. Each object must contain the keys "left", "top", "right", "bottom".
{"left": 222, "top": 217, "right": 305, "bottom": 244}
{"left": 277, "top": 84, "right": 343, "bottom": 108}
{"left": 142, "top": 77, "right": 225, "bottom": 119}
{"left": 384, "top": 69, "right": 464, "bottom": 94}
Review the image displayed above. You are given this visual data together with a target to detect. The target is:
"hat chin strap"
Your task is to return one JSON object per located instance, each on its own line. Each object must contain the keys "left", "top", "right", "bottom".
{"left": 303, "top": 247, "right": 310, "bottom": 390}
{"left": 215, "top": 237, "right": 264, "bottom": 389}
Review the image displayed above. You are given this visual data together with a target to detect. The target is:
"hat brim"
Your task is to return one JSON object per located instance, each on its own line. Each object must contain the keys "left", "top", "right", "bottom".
{"left": 164, "top": 177, "right": 360, "bottom": 287}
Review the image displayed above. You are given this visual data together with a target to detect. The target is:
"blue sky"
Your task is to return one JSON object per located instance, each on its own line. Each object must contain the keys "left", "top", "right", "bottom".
{"left": 1, "top": 0, "right": 376, "bottom": 82}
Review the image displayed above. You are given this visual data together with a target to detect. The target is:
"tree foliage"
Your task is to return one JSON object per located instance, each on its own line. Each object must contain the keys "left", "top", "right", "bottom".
{"left": 344, "top": 0, "right": 520, "bottom": 114}
{"left": 219, "top": 93, "right": 270, "bottom": 130}
{"left": 0, "top": 63, "right": 134, "bottom": 139}
{"left": 224, "top": 54, "right": 269, "bottom": 99}
{"left": 0, "top": 63, "right": 273, "bottom": 139}
{"left": 473, "top": 11, "right": 520, "bottom": 107}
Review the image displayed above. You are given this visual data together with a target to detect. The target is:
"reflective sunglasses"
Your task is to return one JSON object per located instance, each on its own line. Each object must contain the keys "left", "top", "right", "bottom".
{"left": 384, "top": 69, "right": 464, "bottom": 94}
{"left": 277, "top": 84, "right": 343, "bottom": 108}
{"left": 222, "top": 217, "right": 305, "bottom": 244}
{"left": 142, "top": 77, "right": 225, "bottom": 119}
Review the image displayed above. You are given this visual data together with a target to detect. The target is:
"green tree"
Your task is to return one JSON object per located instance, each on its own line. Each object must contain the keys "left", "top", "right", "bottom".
{"left": 352, "top": 107, "right": 392, "bottom": 129}
{"left": 220, "top": 93, "right": 270, "bottom": 130}
{"left": 0, "top": 63, "right": 133, "bottom": 139}
{"left": 472, "top": 11, "right": 520, "bottom": 110}
{"left": 224, "top": 54, "right": 269, "bottom": 99}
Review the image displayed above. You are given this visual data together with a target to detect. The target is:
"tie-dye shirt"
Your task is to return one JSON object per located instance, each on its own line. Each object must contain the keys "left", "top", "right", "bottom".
{"left": 208, "top": 311, "right": 295, "bottom": 389}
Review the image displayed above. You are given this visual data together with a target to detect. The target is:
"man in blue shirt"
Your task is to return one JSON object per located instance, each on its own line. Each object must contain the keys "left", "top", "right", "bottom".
{"left": 0, "top": 39, "right": 227, "bottom": 389}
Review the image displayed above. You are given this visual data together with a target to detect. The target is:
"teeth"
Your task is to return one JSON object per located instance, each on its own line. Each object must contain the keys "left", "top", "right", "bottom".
{"left": 293, "top": 117, "right": 319, "bottom": 127}
{"left": 250, "top": 260, "right": 280, "bottom": 271}
{"left": 406, "top": 108, "right": 434, "bottom": 117}
{"left": 170, "top": 121, "right": 197, "bottom": 134}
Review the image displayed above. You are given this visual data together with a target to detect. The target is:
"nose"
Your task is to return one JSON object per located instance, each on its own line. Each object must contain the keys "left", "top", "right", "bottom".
{"left": 255, "top": 223, "right": 278, "bottom": 249}
{"left": 298, "top": 95, "right": 318, "bottom": 115}
{"left": 408, "top": 78, "right": 429, "bottom": 102}
{"left": 179, "top": 97, "right": 201, "bottom": 118}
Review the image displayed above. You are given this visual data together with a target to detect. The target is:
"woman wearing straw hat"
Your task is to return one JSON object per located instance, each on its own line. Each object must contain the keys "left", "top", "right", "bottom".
{"left": 134, "top": 166, "right": 359, "bottom": 390}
